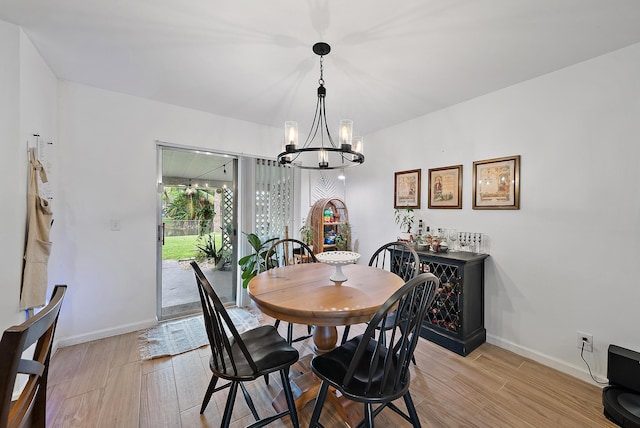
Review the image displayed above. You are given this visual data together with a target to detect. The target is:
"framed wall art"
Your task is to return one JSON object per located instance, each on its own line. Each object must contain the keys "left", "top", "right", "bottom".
{"left": 472, "top": 155, "right": 520, "bottom": 210}
{"left": 428, "top": 164, "right": 462, "bottom": 209}
{"left": 394, "top": 169, "right": 421, "bottom": 209}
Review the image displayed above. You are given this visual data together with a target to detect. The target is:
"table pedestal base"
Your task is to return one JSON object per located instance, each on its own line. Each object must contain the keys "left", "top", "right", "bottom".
{"left": 312, "top": 325, "right": 338, "bottom": 354}
{"left": 273, "top": 354, "right": 363, "bottom": 427}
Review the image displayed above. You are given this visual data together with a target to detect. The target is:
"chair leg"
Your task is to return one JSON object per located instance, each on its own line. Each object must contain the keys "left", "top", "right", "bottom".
{"left": 403, "top": 391, "right": 422, "bottom": 428}
{"left": 32, "top": 375, "right": 47, "bottom": 426}
{"left": 287, "top": 323, "right": 294, "bottom": 345}
{"left": 200, "top": 375, "right": 219, "bottom": 414}
{"left": 240, "top": 382, "right": 260, "bottom": 421}
{"left": 364, "top": 403, "right": 374, "bottom": 428}
{"left": 274, "top": 319, "right": 281, "bottom": 330}
{"left": 222, "top": 381, "right": 239, "bottom": 428}
{"left": 279, "top": 368, "right": 299, "bottom": 428}
{"left": 308, "top": 381, "right": 330, "bottom": 428}
{"left": 341, "top": 325, "right": 351, "bottom": 345}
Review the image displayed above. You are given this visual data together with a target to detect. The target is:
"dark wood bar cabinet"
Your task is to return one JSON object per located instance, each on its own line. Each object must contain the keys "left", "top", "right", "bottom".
{"left": 415, "top": 250, "right": 489, "bottom": 356}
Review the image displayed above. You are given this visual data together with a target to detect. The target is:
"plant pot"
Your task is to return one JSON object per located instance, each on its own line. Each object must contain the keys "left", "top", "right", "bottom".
{"left": 398, "top": 232, "right": 412, "bottom": 241}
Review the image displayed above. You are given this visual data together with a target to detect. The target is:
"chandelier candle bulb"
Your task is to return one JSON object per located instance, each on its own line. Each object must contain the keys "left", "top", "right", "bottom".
{"left": 318, "top": 149, "right": 329, "bottom": 168}
{"left": 340, "top": 119, "right": 353, "bottom": 149}
{"left": 284, "top": 121, "right": 298, "bottom": 151}
{"left": 352, "top": 136, "right": 364, "bottom": 154}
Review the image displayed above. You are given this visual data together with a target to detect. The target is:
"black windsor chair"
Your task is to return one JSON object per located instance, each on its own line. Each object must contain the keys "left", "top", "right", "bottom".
{"left": 191, "top": 261, "right": 299, "bottom": 428}
{"left": 341, "top": 241, "right": 420, "bottom": 345}
{"left": 265, "top": 238, "right": 317, "bottom": 345}
{"left": 309, "top": 272, "right": 438, "bottom": 428}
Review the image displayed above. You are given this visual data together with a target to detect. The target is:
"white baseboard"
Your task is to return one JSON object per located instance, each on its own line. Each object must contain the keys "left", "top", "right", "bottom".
{"left": 54, "top": 317, "right": 158, "bottom": 349}
{"left": 486, "top": 333, "right": 608, "bottom": 386}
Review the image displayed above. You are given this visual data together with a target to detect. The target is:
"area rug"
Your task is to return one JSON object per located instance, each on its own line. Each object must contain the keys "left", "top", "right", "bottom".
{"left": 139, "top": 307, "right": 262, "bottom": 360}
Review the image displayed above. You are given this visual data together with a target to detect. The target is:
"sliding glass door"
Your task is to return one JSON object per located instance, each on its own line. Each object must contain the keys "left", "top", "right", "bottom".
{"left": 156, "top": 146, "right": 238, "bottom": 320}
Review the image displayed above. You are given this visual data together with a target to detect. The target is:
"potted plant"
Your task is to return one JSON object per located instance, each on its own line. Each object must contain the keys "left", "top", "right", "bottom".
{"left": 238, "top": 232, "right": 278, "bottom": 288}
{"left": 335, "top": 222, "right": 351, "bottom": 251}
{"left": 415, "top": 235, "right": 429, "bottom": 251}
{"left": 299, "top": 219, "right": 314, "bottom": 250}
{"left": 195, "top": 233, "right": 223, "bottom": 267}
{"left": 394, "top": 208, "right": 414, "bottom": 241}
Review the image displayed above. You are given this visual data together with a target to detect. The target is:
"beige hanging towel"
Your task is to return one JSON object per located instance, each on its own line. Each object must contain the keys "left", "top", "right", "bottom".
{"left": 20, "top": 149, "right": 53, "bottom": 310}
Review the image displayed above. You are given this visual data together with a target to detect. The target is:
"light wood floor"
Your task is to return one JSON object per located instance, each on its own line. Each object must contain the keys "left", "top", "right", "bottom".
{"left": 46, "top": 316, "right": 616, "bottom": 428}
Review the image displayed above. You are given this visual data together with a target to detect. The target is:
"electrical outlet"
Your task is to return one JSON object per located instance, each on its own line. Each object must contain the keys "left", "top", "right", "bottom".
{"left": 577, "top": 331, "right": 593, "bottom": 352}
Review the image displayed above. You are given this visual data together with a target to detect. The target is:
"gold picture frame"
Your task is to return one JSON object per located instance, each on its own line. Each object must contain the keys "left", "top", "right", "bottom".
{"left": 428, "top": 165, "right": 462, "bottom": 209}
{"left": 394, "top": 169, "right": 421, "bottom": 209}
{"left": 472, "top": 155, "right": 520, "bottom": 210}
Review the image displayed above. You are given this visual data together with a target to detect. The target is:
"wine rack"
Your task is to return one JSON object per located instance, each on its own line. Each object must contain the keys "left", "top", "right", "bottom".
{"left": 415, "top": 250, "right": 489, "bottom": 356}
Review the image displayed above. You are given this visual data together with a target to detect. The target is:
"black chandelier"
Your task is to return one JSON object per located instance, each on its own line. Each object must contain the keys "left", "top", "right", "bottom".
{"left": 277, "top": 42, "right": 365, "bottom": 170}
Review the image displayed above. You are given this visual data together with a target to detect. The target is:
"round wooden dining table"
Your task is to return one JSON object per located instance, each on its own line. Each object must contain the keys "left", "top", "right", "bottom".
{"left": 248, "top": 262, "right": 405, "bottom": 353}
{"left": 248, "top": 262, "right": 406, "bottom": 425}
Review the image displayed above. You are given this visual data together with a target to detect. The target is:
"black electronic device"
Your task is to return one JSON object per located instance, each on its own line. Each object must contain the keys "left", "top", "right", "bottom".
{"left": 603, "top": 344, "right": 640, "bottom": 427}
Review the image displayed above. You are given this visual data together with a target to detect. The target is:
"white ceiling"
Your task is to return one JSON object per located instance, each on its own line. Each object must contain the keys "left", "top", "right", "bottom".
{"left": 162, "top": 148, "right": 234, "bottom": 183}
{"left": 2, "top": 0, "right": 640, "bottom": 137}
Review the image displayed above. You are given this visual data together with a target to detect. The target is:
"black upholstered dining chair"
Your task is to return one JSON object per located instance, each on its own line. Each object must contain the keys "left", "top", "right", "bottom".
{"left": 0, "top": 284, "right": 67, "bottom": 428}
{"left": 341, "top": 241, "right": 420, "bottom": 345}
{"left": 190, "top": 261, "right": 299, "bottom": 428}
{"left": 265, "top": 238, "right": 317, "bottom": 345}
{"left": 309, "top": 272, "right": 438, "bottom": 428}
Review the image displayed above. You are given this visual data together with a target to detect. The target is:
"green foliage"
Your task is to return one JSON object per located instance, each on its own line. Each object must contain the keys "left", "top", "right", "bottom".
{"left": 195, "top": 233, "right": 217, "bottom": 260}
{"left": 335, "top": 222, "right": 351, "bottom": 251}
{"left": 394, "top": 208, "right": 414, "bottom": 233}
{"left": 299, "top": 219, "right": 313, "bottom": 245}
{"left": 165, "top": 190, "right": 186, "bottom": 219}
{"left": 197, "top": 203, "right": 216, "bottom": 235}
{"left": 164, "top": 187, "right": 217, "bottom": 235}
{"left": 196, "top": 232, "right": 229, "bottom": 268}
{"left": 238, "top": 232, "right": 278, "bottom": 288}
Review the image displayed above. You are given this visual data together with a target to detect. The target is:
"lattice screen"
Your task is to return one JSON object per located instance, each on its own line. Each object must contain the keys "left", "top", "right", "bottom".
{"left": 255, "top": 159, "right": 293, "bottom": 240}
{"left": 221, "top": 187, "right": 234, "bottom": 254}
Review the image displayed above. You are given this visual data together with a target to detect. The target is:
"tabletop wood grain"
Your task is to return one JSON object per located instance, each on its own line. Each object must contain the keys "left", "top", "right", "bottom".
{"left": 248, "top": 263, "right": 405, "bottom": 327}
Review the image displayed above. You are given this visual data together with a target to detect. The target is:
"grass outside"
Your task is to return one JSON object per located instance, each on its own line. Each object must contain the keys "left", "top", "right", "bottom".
{"left": 162, "top": 233, "right": 223, "bottom": 260}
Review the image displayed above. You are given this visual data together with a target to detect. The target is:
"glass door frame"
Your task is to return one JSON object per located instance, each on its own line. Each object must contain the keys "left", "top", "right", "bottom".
{"left": 156, "top": 142, "right": 239, "bottom": 320}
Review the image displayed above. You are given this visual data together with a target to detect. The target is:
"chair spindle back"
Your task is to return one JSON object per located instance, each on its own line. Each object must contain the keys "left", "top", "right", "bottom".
{"left": 191, "top": 261, "right": 258, "bottom": 376}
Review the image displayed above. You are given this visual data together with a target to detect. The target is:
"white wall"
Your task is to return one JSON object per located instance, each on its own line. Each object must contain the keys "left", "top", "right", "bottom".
{"left": 53, "top": 81, "right": 281, "bottom": 344}
{"left": 0, "top": 23, "right": 58, "bottom": 333}
{"left": 20, "top": 27, "right": 60, "bottom": 306}
{"left": 349, "top": 42, "right": 640, "bottom": 382}
{"left": 0, "top": 21, "right": 24, "bottom": 331}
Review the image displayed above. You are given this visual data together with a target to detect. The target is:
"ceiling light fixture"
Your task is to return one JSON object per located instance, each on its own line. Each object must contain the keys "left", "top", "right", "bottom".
{"left": 278, "top": 42, "right": 364, "bottom": 170}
